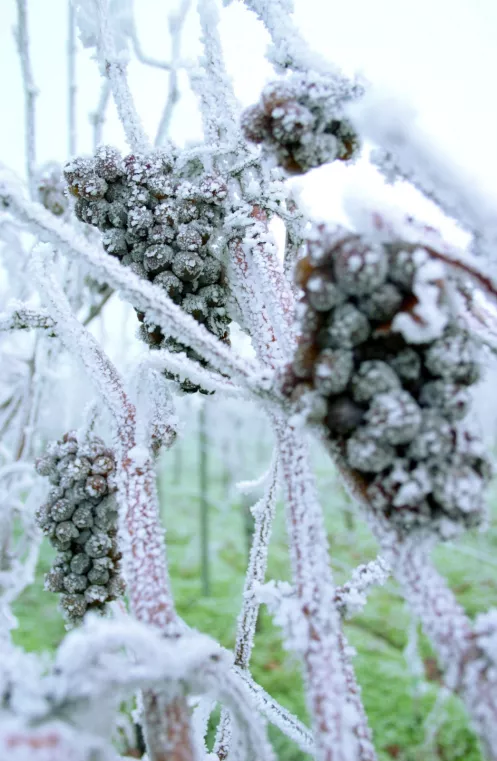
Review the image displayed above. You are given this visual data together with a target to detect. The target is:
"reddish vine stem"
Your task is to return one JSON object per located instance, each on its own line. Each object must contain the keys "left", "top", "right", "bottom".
{"left": 376, "top": 526, "right": 497, "bottom": 761}
{"left": 276, "top": 419, "right": 377, "bottom": 761}
{"left": 34, "top": 251, "right": 196, "bottom": 761}
{"left": 229, "top": 213, "right": 375, "bottom": 759}
{"left": 425, "top": 245, "right": 497, "bottom": 301}
{"left": 332, "top": 444, "right": 497, "bottom": 759}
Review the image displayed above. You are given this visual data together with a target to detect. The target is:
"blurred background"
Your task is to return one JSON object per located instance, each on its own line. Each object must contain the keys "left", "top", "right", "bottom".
{"left": 1, "top": 1, "right": 497, "bottom": 758}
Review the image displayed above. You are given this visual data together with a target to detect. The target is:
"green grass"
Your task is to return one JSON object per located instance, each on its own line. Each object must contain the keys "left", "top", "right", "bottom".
{"left": 10, "top": 437, "right": 497, "bottom": 760}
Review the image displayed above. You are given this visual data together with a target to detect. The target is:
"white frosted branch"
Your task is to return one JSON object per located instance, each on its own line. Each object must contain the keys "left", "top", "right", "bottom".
{"left": 146, "top": 349, "right": 246, "bottom": 397}
{"left": 349, "top": 92, "right": 497, "bottom": 258}
{"left": 234, "top": 455, "right": 279, "bottom": 667}
{"left": 242, "top": 206, "right": 296, "bottom": 358}
{"left": 235, "top": 461, "right": 275, "bottom": 494}
{"left": 56, "top": 616, "right": 276, "bottom": 760}
{"left": 242, "top": 0, "right": 351, "bottom": 78}
{"left": 356, "top": 509, "right": 497, "bottom": 761}
{"left": 214, "top": 453, "right": 279, "bottom": 758}
{"left": 334, "top": 556, "right": 391, "bottom": 619}
{"left": 90, "top": 80, "right": 111, "bottom": 150}
{"left": 227, "top": 152, "right": 375, "bottom": 759}
{"left": 93, "top": 0, "right": 150, "bottom": 153}
{"left": 236, "top": 669, "right": 315, "bottom": 755}
{"left": 155, "top": 0, "right": 192, "bottom": 145}
{"left": 0, "top": 720, "right": 113, "bottom": 761}
{"left": 132, "top": 363, "right": 178, "bottom": 456}
{"left": 0, "top": 302, "right": 56, "bottom": 334}
{"left": 228, "top": 236, "right": 286, "bottom": 367}
{"left": 195, "top": 0, "right": 239, "bottom": 144}
{"left": 454, "top": 284, "right": 497, "bottom": 356}
{"left": 68, "top": 0, "right": 77, "bottom": 156}
{"left": 275, "top": 419, "right": 377, "bottom": 761}
{"left": 14, "top": 0, "right": 38, "bottom": 198}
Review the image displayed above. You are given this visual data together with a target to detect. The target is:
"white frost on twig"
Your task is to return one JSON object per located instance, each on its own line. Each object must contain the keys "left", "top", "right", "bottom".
{"left": 347, "top": 90, "right": 497, "bottom": 260}
{"left": 334, "top": 556, "right": 390, "bottom": 619}
{"left": 0, "top": 301, "right": 56, "bottom": 334}
{"left": 73, "top": 0, "right": 150, "bottom": 153}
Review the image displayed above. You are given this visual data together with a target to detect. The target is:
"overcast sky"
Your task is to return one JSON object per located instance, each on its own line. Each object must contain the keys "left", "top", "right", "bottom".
{"left": 1, "top": 0, "right": 497, "bottom": 239}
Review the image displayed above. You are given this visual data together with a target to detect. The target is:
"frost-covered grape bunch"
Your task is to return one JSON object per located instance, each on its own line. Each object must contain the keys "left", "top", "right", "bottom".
{"left": 35, "top": 431, "right": 124, "bottom": 624}
{"left": 241, "top": 72, "right": 360, "bottom": 174}
{"left": 285, "top": 224, "right": 491, "bottom": 537}
{"left": 63, "top": 146, "right": 231, "bottom": 393}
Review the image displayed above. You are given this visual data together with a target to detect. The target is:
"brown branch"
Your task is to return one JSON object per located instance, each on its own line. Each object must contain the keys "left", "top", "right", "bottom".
{"left": 425, "top": 244, "right": 497, "bottom": 301}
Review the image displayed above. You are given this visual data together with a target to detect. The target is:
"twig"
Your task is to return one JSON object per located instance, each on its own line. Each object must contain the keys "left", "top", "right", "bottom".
{"left": 350, "top": 92, "right": 497, "bottom": 258}
{"left": 215, "top": 454, "right": 279, "bottom": 758}
{"left": 67, "top": 0, "right": 77, "bottom": 156}
{"left": 195, "top": 0, "right": 239, "bottom": 145}
{"left": 90, "top": 80, "right": 111, "bottom": 150}
{"left": 275, "top": 420, "right": 377, "bottom": 761}
{"left": 14, "top": 0, "right": 38, "bottom": 198}
{"left": 155, "top": 0, "right": 191, "bottom": 146}
{"left": 82, "top": 286, "right": 113, "bottom": 326}
{"left": 0, "top": 303, "right": 56, "bottom": 334}
{"left": 242, "top": 0, "right": 352, "bottom": 77}
{"left": 94, "top": 0, "right": 150, "bottom": 153}
{"left": 146, "top": 349, "right": 246, "bottom": 398}
{"left": 332, "top": 447, "right": 497, "bottom": 761}
{"left": 228, "top": 161, "right": 374, "bottom": 760}
{"left": 281, "top": 189, "right": 307, "bottom": 290}
{"left": 236, "top": 669, "right": 315, "bottom": 756}
{"left": 334, "top": 556, "right": 391, "bottom": 618}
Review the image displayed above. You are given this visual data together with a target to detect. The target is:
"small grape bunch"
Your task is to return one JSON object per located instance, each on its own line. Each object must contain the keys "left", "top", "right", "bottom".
{"left": 285, "top": 224, "right": 490, "bottom": 538}
{"left": 63, "top": 146, "right": 231, "bottom": 393}
{"left": 241, "top": 72, "right": 360, "bottom": 174}
{"left": 35, "top": 431, "right": 124, "bottom": 625}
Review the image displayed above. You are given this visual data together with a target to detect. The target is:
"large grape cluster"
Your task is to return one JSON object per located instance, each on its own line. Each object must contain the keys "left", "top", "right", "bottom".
{"left": 35, "top": 431, "right": 124, "bottom": 624}
{"left": 285, "top": 225, "right": 490, "bottom": 537}
{"left": 241, "top": 73, "right": 360, "bottom": 174}
{"left": 63, "top": 147, "right": 231, "bottom": 393}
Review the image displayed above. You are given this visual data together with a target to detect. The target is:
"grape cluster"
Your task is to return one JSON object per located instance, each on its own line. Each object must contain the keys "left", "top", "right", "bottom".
{"left": 63, "top": 146, "right": 231, "bottom": 393}
{"left": 35, "top": 431, "right": 124, "bottom": 624}
{"left": 285, "top": 225, "right": 490, "bottom": 537}
{"left": 241, "top": 73, "right": 360, "bottom": 174}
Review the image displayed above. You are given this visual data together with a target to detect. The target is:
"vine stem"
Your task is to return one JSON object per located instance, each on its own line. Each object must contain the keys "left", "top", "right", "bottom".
{"left": 15, "top": 0, "right": 37, "bottom": 199}
{"left": 33, "top": 246, "right": 197, "bottom": 761}
{"left": 94, "top": 0, "right": 151, "bottom": 154}
{"left": 229, "top": 211, "right": 376, "bottom": 759}
{"left": 334, "top": 447, "right": 497, "bottom": 760}
{"left": 374, "top": 521, "right": 497, "bottom": 761}
{"left": 67, "top": 0, "right": 77, "bottom": 157}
